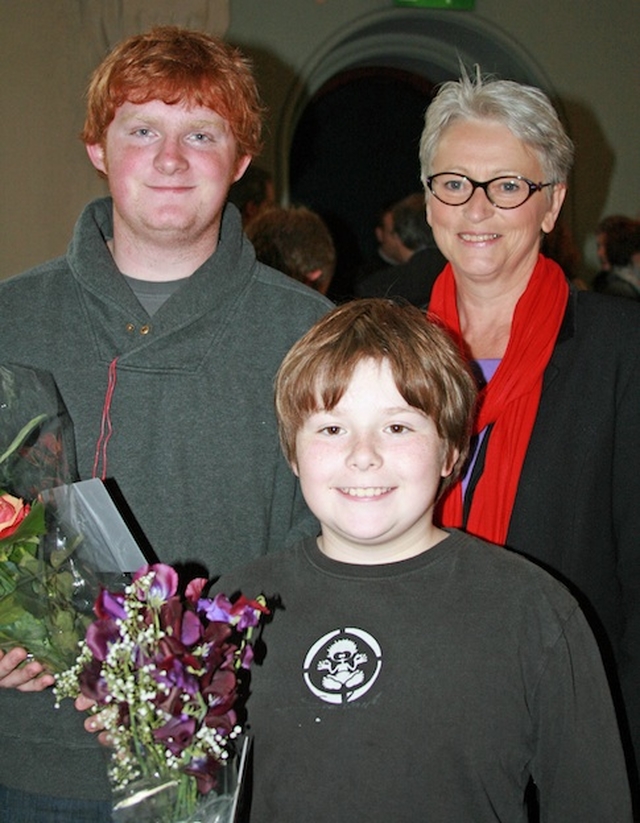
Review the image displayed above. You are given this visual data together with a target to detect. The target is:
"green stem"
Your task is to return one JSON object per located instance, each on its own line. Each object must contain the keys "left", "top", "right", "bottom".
{"left": 0, "top": 415, "right": 48, "bottom": 465}
{"left": 175, "top": 773, "right": 198, "bottom": 820}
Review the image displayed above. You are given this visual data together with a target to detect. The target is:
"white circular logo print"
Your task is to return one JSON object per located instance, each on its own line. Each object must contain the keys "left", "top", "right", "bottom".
{"left": 303, "top": 627, "right": 383, "bottom": 704}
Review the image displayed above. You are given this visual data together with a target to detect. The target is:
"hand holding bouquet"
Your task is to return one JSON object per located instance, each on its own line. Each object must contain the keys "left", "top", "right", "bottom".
{"left": 55, "top": 563, "right": 268, "bottom": 823}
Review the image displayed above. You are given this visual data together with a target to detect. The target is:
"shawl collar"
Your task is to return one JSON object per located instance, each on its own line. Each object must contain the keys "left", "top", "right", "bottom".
{"left": 66, "top": 197, "right": 257, "bottom": 371}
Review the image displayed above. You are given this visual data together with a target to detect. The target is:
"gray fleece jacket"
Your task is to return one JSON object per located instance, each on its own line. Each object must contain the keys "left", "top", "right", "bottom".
{"left": 0, "top": 196, "right": 331, "bottom": 800}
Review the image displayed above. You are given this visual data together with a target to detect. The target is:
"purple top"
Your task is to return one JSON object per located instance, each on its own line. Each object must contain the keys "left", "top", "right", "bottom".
{"left": 462, "top": 358, "right": 501, "bottom": 497}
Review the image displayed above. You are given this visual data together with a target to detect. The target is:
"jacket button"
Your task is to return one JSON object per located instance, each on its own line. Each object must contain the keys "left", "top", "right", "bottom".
{"left": 140, "top": 324, "right": 151, "bottom": 335}
{"left": 125, "top": 323, "right": 135, "bottom": 333}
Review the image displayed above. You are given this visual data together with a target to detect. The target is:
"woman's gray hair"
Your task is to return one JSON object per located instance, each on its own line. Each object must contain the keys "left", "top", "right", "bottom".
{"left": 419, "top": 68, "right": 574, "bottom": 186}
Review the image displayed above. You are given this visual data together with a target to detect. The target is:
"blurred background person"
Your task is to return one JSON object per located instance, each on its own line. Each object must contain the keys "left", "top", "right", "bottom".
{"left": 351, "top": 202, "right": 401, "bottom": 283}
{"left": 375, "top": 191, "right": 435, "bottom": 265}
{"left": 246, "top": 205, "right": 336, "bottom": 295}
{"left": 227, "top": 164, "right": 276, "bottom": 227}
{"left": 593, "top": 216, "right": 640, "bottom": 300}
{"left": 592, "top": 214, "right": 637, "bottom": 290}
{"left": 541, "top": 216, "right": 589, "bottom": 290}
{"left": 354, "top": 192, "right": 446, "bottom": 306}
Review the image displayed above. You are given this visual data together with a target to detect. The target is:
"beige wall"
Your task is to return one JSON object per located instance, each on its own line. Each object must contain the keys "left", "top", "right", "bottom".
{"left": 1, "top": 0, "right": 638, "bottom": 279}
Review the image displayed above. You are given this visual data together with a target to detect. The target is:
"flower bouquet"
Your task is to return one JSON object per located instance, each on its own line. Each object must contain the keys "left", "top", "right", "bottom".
{"left": 0, "top": 363, "right": 147, "bottom": 671}
{"left": 55, "top": 563, "right": 268, "bottom": 823}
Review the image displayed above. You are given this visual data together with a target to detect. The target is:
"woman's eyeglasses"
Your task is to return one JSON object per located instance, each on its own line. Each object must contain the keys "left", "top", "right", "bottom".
{"left": 426, "top": 173, "right": 555, "bottom": 210}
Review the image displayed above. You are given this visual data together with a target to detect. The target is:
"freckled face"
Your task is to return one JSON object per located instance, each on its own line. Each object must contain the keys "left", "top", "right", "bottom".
{"left": 426, "top": 119, "right": 566, "bottom": 289}
{"left": 86, "top": 99, "right": 250, "bottom": 250}
{"left": 292, "top": 359, "right": 456, "bottom": 563}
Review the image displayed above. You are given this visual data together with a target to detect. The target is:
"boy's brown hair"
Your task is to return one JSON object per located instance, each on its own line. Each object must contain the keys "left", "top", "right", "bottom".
{"left": 275, "top": 298, "right": 476, "bottom": 493}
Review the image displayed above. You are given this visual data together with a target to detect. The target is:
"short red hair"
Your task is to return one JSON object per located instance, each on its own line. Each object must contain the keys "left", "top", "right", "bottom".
{"left": 81, "top": 26, "right": 264, "bottom": 158}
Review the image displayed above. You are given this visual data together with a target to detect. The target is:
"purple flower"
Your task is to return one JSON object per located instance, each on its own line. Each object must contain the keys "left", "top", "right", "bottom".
{"left": 185, "top": 577, "right": 208, "bottom": 604}
{"left": 155, "top": 684, "right": 187, "bottom": 718}
{"left": 160, "top": 598, "right": 203, "bottom": 647}
{"left": 181, "top": 609, "right": 203, "bottom": 646}
{"left": 85, "top": 618, "right": 120, "bottom": 661}
{"left": 239, "top": 643, "right": 255, "bottom": 670}
{"left": 153, "top": 653, "right": 200, "bottom": 697}
{"left": 153, "top": 715, "right": 196, "bottom": 756}
{"left": 198, "top": 592, "right": 267, "bottom": 629}
{"left": 78, "top": 657, "right": 110, "bottom": 703}
{"left": 197, "top": 593, "right": 234, "bottom": 623}
{"left": 133, "top": 563, "right": 178, "bottom": 605}
{"left": 184, "top": 754, "right": 223, "bottom": 795}
{"left": 202, "top": 621, "right": 232, "bottom": 649}
{"left": 230, "top": 594, "right": 268, "bottom": 630}
{"left": 202, "top": 669, "right": 238, "bottom": 718}
{"left": 93, "top": 588, "right": 126, "bottom": 621}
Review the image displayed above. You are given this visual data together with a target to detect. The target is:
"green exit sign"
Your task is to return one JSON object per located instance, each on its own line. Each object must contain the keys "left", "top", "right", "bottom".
{"left": 394, "top": 0, "right": 474, "bottom": 7}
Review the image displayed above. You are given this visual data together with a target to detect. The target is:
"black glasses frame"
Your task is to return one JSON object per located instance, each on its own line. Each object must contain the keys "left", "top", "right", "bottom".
{"left": 426, "top": 173, "right": 555, "bottom": 210}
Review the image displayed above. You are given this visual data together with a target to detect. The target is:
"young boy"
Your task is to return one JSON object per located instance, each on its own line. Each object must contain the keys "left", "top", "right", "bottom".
{"left": 219, "top": 298, "right": 632, "bottom": 822}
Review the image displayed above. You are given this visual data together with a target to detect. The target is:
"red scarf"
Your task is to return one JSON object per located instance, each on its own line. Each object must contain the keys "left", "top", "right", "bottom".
{"left": 429, "top": 254, "right": 569, "bottom": 545}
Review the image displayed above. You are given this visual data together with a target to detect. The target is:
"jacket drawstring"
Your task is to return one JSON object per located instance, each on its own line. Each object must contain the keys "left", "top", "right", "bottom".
{"left": 92, "top": 357, "right": 119, "bottom": 480}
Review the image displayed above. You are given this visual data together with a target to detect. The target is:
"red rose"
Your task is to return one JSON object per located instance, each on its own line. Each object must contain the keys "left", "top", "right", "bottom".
{"left": 0, "top": 494, "right": 30, "bottom": 539}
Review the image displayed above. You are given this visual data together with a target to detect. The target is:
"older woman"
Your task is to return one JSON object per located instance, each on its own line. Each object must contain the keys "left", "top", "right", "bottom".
{"left": 421, "top": 71, "right": 640, "bottom": 799}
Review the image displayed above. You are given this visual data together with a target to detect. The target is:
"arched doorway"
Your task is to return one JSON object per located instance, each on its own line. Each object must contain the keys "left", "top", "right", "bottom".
{"left": 278, "top": 9, "right": 557, "bottom": 300}
{"left": 290, "top": 66, "right": 435, "bottom": 298}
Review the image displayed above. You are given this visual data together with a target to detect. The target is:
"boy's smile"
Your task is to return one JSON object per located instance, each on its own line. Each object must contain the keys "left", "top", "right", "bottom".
{"left": 292, "top": 358, "right": 456, "bottom": 565}
{"left": 338, "top": 486, "right": 393, "bottom": 498}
